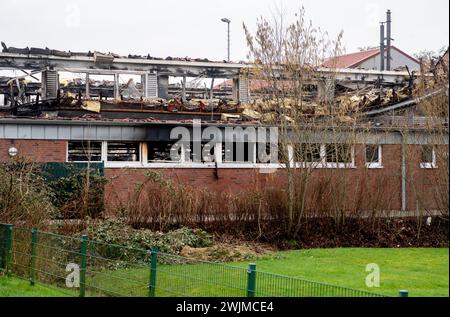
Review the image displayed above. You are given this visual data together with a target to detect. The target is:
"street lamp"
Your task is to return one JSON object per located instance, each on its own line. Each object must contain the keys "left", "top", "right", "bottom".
{"left": 221, "top": 18, "right": 231, "bottom": 62}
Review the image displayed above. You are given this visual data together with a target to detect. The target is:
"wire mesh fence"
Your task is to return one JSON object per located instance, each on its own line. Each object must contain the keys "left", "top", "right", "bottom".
{"left": 155, "top": 252, "right": 248, "bottom": 297}
{"left": 255, "top": 270, "right": 386, "bottom": 297}
{"left": 0, "top": 223, "right": 393, "bottom": 298}
{"left": 85, "top": 240, "right": 150, "bottom": 297}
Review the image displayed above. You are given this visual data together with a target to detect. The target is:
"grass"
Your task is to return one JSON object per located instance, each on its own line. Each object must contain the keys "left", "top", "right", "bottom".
{"left": 237, "top": 248, "right": 449, "bottom": 297}
{"left": 85, "top": 248, "right": 449, "bottom": 297}
{"left": 0, "top": 275, "right": 72, "bottom": 297}
{"left": 1, "top": 248, "right": 448, "bottom": 297}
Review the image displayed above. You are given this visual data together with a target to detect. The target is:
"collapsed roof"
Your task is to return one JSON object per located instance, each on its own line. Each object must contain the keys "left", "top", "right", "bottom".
{"left": 0, "top": 43, "right": 447, "bottom": 130}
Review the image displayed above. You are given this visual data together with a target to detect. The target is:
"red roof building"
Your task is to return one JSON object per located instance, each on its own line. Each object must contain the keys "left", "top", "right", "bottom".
{"left": 323, "top": 46, "right": 420, "bottom": 71}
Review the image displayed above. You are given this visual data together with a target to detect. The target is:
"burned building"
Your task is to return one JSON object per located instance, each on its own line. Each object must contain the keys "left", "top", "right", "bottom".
{"left": 0, "top": 43, "right": 448, "bottom": 214}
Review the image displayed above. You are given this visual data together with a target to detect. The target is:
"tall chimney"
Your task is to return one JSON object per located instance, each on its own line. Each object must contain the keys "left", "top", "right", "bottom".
{"left": 380, "top": 23, "right": 385, "bottom": 71}
{"left": 386, "top": 10, "right": 392, "bottom": 71}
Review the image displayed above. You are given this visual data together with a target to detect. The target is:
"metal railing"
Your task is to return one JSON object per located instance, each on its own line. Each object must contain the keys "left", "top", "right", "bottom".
{"left": 0, "top": 223, "right": 404, "bottom": 297}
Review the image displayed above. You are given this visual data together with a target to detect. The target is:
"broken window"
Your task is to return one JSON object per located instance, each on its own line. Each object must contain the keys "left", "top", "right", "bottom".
{"left": 420, "top": 145, "right": 436, "bottom": 168}
{"left": 296, "top": 143, "right": 322, "bottom": 163}
{"left": 325, "top": 144, "right": 352, "bottom": 164}
{"left": 107, "top": 142, "right": 140, "bottom": 162}
{"left": 67, "top": 141, "right": 102, "bottom": 162}
{"left": 120, "top": 75, "right": 144, "bottom": 100}
{"left": 365, "top": 145, "right": 382, "bottom": 167}
{"left": 147, "top": 141, "right": 180, "bottom": 162}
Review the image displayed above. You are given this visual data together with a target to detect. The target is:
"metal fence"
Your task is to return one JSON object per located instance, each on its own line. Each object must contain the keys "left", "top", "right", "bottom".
{"left": 0, "top": 223, "right": 399, "bottom": 298}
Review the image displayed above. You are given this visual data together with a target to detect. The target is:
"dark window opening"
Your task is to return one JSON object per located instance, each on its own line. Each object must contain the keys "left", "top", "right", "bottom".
{"left": 107, "top": 142, "right": 140, "bottom": 162}
{"left": 148, "top": 141, "right": 180, "bottom": 162}
{"left": 325, "top": 144, "right": 352, "bottom": 163}
{"left": 296, "top": 143, "right": 322, "bottom": 163}
{"left": 365, "top": 145, "right": 380, "bottom": 164}
{"left": 421, "top": 145, "right": 434, "bottom": 163}
{"left": 68, "top": 141, "right": 102, "bottom": 162}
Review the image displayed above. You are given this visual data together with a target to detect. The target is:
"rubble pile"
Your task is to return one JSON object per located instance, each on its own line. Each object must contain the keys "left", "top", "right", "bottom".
{"left": 239, "top": 84, "right": 413, "bottom": 123}
{"left": 1, "top": 80, "right": 416, "bottom": 125}
{"left": 335, "top": 85, "right": 411, "bottom": 114}
{"left": 22, "top": 90, "right": 244, "bottom": 116}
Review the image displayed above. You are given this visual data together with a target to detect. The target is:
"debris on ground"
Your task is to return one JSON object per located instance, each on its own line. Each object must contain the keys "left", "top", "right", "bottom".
{"left": 180, "top": 242, "right": 277, "bottom": 262}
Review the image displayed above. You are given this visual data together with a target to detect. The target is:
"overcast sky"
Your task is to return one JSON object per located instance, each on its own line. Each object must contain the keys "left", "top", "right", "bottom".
{"left": 0, "top": 0, "right": 448, "bottom": 62}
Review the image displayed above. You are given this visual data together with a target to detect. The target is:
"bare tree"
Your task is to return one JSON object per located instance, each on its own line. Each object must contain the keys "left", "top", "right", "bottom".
{"left": 243, "top": 6, "right": 346, "bottom": 236}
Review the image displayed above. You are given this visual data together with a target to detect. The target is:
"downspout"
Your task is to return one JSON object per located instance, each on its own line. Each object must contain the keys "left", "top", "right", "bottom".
{"left": 401, "top": 130, "right": 407, "bottom": 211}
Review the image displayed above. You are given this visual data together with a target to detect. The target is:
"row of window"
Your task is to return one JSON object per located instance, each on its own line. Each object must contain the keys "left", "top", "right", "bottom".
{"left": 67, "top": 141, "right": 437, "bottom": 168}
{"left": 68, "top": 142, "right": 140, "bottom": 162}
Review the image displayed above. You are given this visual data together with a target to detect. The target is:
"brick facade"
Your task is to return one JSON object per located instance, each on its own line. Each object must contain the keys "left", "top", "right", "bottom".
{"left": 0, "top": 139, "right": 445, "bottom": 212}
{"left": 0, "top": 139, "right": 66, "bottom": 162}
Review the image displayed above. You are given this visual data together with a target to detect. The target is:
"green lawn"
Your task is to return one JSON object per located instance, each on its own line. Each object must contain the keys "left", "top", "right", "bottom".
{"left": 85, "top": 248, "right": 449, "bottom": 297}
{"left": 239, "top": 248, "right": 449, "bottom": 297}
{"left": 1, "top": 248, "right": 448, "bottom": 297}
{"left": 0, "top": 276, "right": 72, "bottom": 297}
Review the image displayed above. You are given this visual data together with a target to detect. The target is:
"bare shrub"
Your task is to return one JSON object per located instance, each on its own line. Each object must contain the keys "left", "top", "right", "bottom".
{"left": 0, "top": 158, "right": 55, "bottom": 229}
{"left": 42, "top": 163, "right": 107, "bottom": 220}
{"left": 409, "top": 49, "right": 449, "bottom": 219}
{"left": 108, "top": 171, "right": 284, "bottom": 237}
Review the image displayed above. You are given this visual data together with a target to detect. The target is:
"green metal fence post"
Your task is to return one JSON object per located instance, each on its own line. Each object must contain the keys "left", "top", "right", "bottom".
{"left": 247, "top": 263, "right": 257, "bottom": 297}
{"left": 148, "top": 247, "right": 158, "bottom": 297}
{"left": 29, "top": 228, "right": 37, "bottom": 285}
{"left": 0, "top": 224, "right": 5, "bottom": 272}
{"left": 4, "top": 224, "right": 13, "bottom": 276}
{"left": 79, "top": 235, "right": 88, "bottom": 297}
{"left": 399, "top": 290, "right": 409, "bottom": 297}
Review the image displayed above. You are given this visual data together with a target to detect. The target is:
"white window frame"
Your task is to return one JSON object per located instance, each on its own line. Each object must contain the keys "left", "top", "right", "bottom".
{"left": 294, "top": 143, "right": 323, "bottom": 169}
{"left": 66, "top": 140, "right": 103, "bottom": 163}
{"left": 182, "top": 142, "right": 221, "bottom": 168}
{"left": 218, "top": 142, "right": 255, "bottom": 168}
{"left": 420, "top": 145, "right": 437, "bottom": 169}
{"left": 143, "top": 141, "right": 285, "bottom": 169}
{"left": 294, "top": 144, "right": 356, "bottom": 169}
{"left": 254, "top": 142, "right": 286, "bottom": 169}
{"left": 66, "top": 140, "right": 291, "bottom": 169}
{"left": 323, "top": 144, "right": 356, "bottom": 169}
{"left": 104, "top": 141, "right": 144, "bottom": 168}
{"left": 365, "top": 144, "right": 383, "bottom": 169}
{"left": 145, "top": 141, "right": 184, "bottom": 168}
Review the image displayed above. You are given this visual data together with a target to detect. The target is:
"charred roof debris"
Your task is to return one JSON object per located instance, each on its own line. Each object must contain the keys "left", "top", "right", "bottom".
{"left": 0, "top": 42, "right": 448, "bottom": 129}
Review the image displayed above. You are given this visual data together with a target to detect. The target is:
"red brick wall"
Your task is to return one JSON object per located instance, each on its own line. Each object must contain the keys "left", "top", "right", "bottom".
{"left": 103, "top": 144, "right": 404, "bottom": 212}
{"left": 0, "top": 139, "right": 66, "bottom": 162}
{"left": 406, "top": 144, "right": 447, "bottom": 211}
{"left": 0, "top": 139, "right": 444, "bottom": 212}
{"left": 104, "top": 168, "right": 279, "bottom": 207}
{"left": 104, "top": 144, "right": 444, "bottom": 213}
